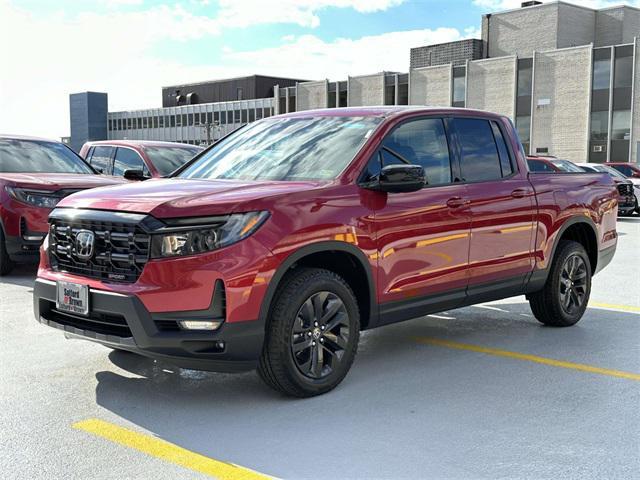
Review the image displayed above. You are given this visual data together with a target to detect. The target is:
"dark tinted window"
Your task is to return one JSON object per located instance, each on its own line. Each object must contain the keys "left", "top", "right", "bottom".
{"left": 454, "top": 118, "right": 502, "bottom": 182}
{"left": 491, "top": 122, "right": 514, "bottom": 176}
{"left": 113, "top": 148, "right": 148, "bottom": 177}
{"left": 0, "top": 139, "right": 94, "bottom": 174}
{"left": 374, "top": 118, "right": 451, "bottom": 186}
{"left": 88, "top": 146, "right": 114, "bottom": 174}
{"left": 611, "top": 164, "right": 631, "bottom": 176}
{"left": 527, "top": 159, "right": 554, "bottom": 172}
{"left": 145, "top": 146, "right": 202, "bottom": 176}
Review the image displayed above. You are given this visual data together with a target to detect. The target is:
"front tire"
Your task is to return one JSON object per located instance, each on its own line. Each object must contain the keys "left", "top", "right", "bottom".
{"left": 528, "top": 240, "right": 591, "bottom": 327}
{"left": 0, "top": 228, "right": 14, "bottom": 276}
{"left": 258, "top": 268, "right": 360, "bottom": 397}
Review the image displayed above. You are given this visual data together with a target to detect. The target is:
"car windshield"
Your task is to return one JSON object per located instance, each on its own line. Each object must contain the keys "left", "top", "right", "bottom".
{"left": 0, "top": 138, "right": 94, "bottom": 174}
{"left": 549, "top": 159, "right": 584, "bottom": 173}
{"left": 144, "top": 145, "right": 203, "bottom": 176}
{"left": 590, "top": 164, "right": 628, "bottom": 179}
{"left": 178, "top": 116, "right": 382, "bottom": 181}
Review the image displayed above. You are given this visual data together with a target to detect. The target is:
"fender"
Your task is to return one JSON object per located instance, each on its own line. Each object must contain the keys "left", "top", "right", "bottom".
{"left": 257, "top": 241, "right": 378, "bottom": 330}
{"left": 525, "top": 215, "right": 598, "bottom": 293}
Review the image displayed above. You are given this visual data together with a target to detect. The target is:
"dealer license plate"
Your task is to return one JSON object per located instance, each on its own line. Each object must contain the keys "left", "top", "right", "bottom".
{"left": 56, "top": 281, "right": 89, "bottom": 316}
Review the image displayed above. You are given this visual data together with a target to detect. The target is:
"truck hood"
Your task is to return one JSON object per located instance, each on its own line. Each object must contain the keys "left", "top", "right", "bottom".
{"left": 0, "top": 173, "right": 126, "bottom": 191}
{"left": 57, "top": 178, "right": 325, "bottom": 217}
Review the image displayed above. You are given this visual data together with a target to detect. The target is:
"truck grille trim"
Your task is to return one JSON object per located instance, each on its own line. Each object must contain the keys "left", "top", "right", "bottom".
{"left": 49, "top": 213, "right": 153, "bottom": 283}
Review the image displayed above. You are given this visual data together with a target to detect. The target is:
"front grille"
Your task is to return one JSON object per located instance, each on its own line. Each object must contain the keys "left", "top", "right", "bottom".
{"left": 49, "top": 211, "right": 153, "bottom": 283}
{"left": 617, "top": 183, "right": 633, "bottom": 197}
{"left": 44, "top": 300, "right": 132, "bottom": 337}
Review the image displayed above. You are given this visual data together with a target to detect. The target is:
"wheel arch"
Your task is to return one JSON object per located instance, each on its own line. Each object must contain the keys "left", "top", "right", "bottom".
{"left": 259, "top": 241, "right": 377, "bottom": 330}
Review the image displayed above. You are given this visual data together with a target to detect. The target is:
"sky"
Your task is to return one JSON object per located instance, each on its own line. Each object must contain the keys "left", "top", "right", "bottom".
{"left": 0, "top": 0, "right": 637, "bottom": 139}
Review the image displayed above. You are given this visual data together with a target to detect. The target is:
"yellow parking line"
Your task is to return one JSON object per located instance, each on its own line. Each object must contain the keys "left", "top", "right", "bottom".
{"left": 73, "top": 418, "right": 273, "bottom": 480}
{"left": 589, "top": 302, "right": 640, "bottom": 313}
{"left": 415, "top": 337, "right": 640, "bottom": 382}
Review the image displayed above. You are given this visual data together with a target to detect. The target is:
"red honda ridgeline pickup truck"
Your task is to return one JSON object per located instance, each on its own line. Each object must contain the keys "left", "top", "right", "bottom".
{"left": 34, "top": 107, "right": 618, "bottom": 397}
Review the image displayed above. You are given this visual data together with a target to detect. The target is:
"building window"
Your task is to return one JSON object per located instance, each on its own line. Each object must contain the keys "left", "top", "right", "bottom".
{"left": 516, "top": 116, "right": 531, "bottom": 143}
{"left": 384, "top": 74, "right": 396, "bottom": 105}
{"left": 242, "top": 109, "right": 247, "bottom": 123}
{"left": 249, "top": 109, "right": 255, "bottom": 122}
{"left": 590, "top": 111, "right": 608, "bottom": 141}
{"left": 592, "top": 49, "right": 611, "bottom": 91}
{"left": 397, "top": 74, "right": 408, "bottom": 105}
{"left": 176, "top": 114, "right": 182, "bottom": 127}
{"left": 220, "top": 111, "right": 227, "bottom": 125}
{"left": 611, "top": 110, "right": 631, "bottom": 140}
{"left": 517, "top": 58, "right": 533, "bottom": 97}
{"left": 452, "top": 67, "right": 466, "bottom": 107}
{"left": 234, "top": 109, "right": 241, "bottom": 124}
{"left": 170, "top": 115, "right": 176, "bottom": 127}
{"left": 237, "top": 87, "right": 243, "bottom": 100}
{"left": 338, "top": 82, "right": 348, "bottom": 107}
{"left": 182, "top": 114, "right": 187, "bottom": 126}
{"left": 207, "top": 112, "right": 213, "bottom": 124}
{"left": 188, "top": 113, "right": 193, "bottom": 126}
{"left": 256, "top": 108, "right": 263, "bottom": 120}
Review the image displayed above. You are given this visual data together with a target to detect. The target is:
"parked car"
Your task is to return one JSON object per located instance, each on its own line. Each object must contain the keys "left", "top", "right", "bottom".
{"left": 579, "top": 163, "right": 637, "bottom": 216}
{"left": 527, "top": 156, "right": 585, "bottom": 173}
{"left": 34, "top": 107, "right": 618, "bottom": 397}
{"left": 606, "top": 162, "right": 640, "bottom": 179}
{"left": 79, "top": 140, "right": 203, "bottom": 180}
{"left": 0, "top": 135, "right": 126, "bottom": 275}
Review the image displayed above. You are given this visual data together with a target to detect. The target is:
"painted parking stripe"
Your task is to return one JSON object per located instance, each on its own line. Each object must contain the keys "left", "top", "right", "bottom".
{"left": 415, "top": 337, "right": 640, "bottom": 382}
{"left": 73, "top": 418, "right": 274, "bottom": 480}
{"left": 589, "top": 302, "right": 640, "bottom": 314}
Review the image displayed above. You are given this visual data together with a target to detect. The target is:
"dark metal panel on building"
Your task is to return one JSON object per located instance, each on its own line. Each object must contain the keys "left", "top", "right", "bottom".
{"left": 410, "top": 39, "right": 484, "bottom": 69}
{"left": 161, "top": 75, "right": 306, "bottom": 107}
{"left": 69, "top": 92, "right": 108, "bottom": 153}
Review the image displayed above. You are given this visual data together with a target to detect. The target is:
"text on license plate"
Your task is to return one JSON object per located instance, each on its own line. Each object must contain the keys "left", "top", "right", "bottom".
{"left": 56, "top": 281, "right": 89, "bottom": 316}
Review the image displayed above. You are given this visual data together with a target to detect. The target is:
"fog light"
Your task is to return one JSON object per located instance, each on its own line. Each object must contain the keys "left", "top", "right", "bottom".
{"left": 178, "top": 320, "right": 222, "bottom": 331}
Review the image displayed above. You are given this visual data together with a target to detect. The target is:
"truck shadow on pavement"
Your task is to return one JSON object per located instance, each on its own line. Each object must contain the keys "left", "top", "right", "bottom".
{"left": 0, "top": 264, "right": 37, "bottom": 288}
{"left": 91, "top": 299, "right": 629, "bottom": 477}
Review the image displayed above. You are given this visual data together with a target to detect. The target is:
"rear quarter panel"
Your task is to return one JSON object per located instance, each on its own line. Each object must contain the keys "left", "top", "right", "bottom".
{"left": 527, "top": 173, "right": 618, "bottom": 271}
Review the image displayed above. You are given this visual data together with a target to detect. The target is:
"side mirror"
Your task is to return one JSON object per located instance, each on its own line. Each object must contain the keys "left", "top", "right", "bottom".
{"left": 375, "top": 164, "right": 425, "bottom": 193}
{"left": 123, "top": 169, "right": 149, "bottom": 181}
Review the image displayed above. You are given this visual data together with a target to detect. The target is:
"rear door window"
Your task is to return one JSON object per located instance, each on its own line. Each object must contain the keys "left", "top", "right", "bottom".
{"left": 89, "top": 146, "right": 114, "bottom": 174}
{"left": 527, "top": 160, "right": 554, "bottom": 172}
{"left": 113, "top": 148, "right": 149, "bottom": 177}
{"left": 453, "top": 118, "right": 502, "bottom": 182}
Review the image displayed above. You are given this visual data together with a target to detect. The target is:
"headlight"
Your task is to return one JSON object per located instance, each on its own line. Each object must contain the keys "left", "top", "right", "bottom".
{"left": 5, "top": 186, "right": 61, "bottom": 208}
{"left": 151, "top": 211, "right": 269, "bottom": 258}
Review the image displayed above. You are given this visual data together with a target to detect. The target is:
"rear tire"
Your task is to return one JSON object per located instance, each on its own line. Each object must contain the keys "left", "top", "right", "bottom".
{"left": 258, "top": 268, "right": 360, "bottom": 397}
{"left": 0, "top": 228, "right": 14, "bottom": 276}
{"left": 528, "top": 240, "right": 591, "bottom": 327}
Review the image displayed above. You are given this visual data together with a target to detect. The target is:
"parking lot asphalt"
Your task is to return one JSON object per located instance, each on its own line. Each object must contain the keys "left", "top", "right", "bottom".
{"left": 1, "top": 217, "right": 639, "bottom": 480}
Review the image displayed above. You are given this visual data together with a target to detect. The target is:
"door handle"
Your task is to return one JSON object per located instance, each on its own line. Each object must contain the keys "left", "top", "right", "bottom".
{"left": 511, "top": 188, "right": 530, "bottom": 198}
{"left": 446, "top": 197, "right": 470, "bottom": 208}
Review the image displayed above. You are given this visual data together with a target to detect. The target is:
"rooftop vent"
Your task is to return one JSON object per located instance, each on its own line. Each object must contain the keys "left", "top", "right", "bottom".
{"left": 521, "top": 1, "right": 543, "bottom": 7}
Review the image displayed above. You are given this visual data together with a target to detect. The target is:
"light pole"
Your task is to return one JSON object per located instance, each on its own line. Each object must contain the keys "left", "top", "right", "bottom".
{"left": 202, "top": 120, "right": 220, "bottom": 146}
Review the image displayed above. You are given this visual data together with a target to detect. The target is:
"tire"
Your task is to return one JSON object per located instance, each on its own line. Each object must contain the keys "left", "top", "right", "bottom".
{"left": 258, "top": 267, "right": 360, "bottom": 397}
{"left": 528, "top": 240, "right": 591, "bottom": 327}
{"left": 0, "top": 228, "right": 14, "bottom": 276}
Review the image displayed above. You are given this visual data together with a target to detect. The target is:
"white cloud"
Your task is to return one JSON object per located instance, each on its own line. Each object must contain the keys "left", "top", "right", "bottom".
{"left": 216, "top": 0, "right": 406, "bottom": 28}
{"left": 473, "top": 0, "right": 639, "bottom": 11}
{"left": 0, "top": 0, "right": 471, "bottom": 139}
{"left": 224, "top": 28, "right": 470, "bottom": 80}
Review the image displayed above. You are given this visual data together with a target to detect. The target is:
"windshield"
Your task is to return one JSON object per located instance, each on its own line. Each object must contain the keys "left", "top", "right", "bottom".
{"left": 145, "top": 145, "right": 203, "bottom": 176}
{"left": 549, "top": 159, "right": 584, "bottom": 173}
{"left": 0, "top": 138, "right": 94, "bottom": 174}
{"left": 590, "top": 164, "right": 628, "bottom": 179}
{"left": 179, "top": 116, "right": 382, "bottom": 181}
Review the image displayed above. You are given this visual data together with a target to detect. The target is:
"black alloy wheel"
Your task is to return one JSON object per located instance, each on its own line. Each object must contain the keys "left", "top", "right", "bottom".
{"left": 258, "top": 267, "right": 360, "bottom": 397}
{"left": 558, "top": 254, "right": 588, "bottom": 315}
{"left": 290, "top": 291, "right": 351, "bottom": 379}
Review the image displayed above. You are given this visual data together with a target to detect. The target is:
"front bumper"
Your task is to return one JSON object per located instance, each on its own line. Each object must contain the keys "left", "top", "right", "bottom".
{"left": 5, "top": 233, "right": 44, "bottom": 262}
{"left": 33, "top": 278, "right": 265, "bottom": 372}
